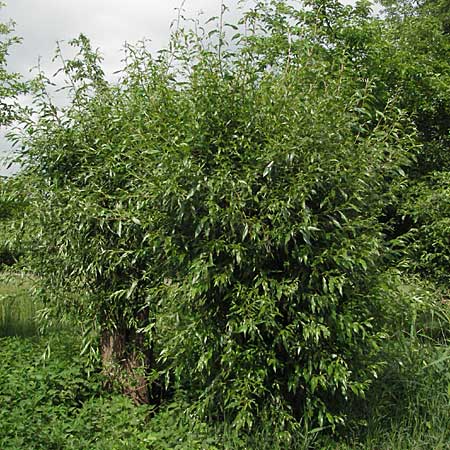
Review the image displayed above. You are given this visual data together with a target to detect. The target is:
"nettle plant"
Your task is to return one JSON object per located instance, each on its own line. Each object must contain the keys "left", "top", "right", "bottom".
{"left": 18, "top": 0, "right": 416, "bottom": 434}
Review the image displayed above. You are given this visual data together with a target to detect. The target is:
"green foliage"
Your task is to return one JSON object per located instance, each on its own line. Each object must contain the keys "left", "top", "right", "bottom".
{"left": 0, "top": 332, "right": 152, "bottom": 450}
{"left": 381, "top": 4, "right": 450, "bottom": 174}
{"left": 1, "top": 277, "right": 448, "bottom": 450}
{"left": 0, "top": 176, "right": 29, "bottom": 267}
{"left": 361, "top": 1, "right": 450, "bottom": 284}
{"left": 14, "top": 0, "right": 420, "bottom": 437}
{"left": 0, "top": 2, "right": 25, "bottom": 125}
{"left": 399, "top": 172, "right": 450, "bottom": 286}
{"left": 0, "top": 333, "right": 99, "bottom": 449}
{"left": 156, "top": 71, "right": 412, "bottom": 430}
{"left": 337, "top": 275, "right": 450, "bottom": 449}
{"left": 373, "top": 1, "right": 450, "bottom": 291}
{"left": 0, "top": 282, "right": 221, "bottom": 450}
{"left": 0, "top": 273, "right": 37, "bottom": 336}
{"left": 0, "top": 4, "right": 27, "bottom": 266}
{"left": 322, "top": 0, "right": 450, "bottom": 289}
{"left": 7, "top": 0, "right": 448, "bottom": 445}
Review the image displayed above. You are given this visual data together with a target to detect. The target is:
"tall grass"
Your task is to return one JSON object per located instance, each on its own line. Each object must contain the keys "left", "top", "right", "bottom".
{"left": 0, "top": 274, "right": 38, "bottom": 337}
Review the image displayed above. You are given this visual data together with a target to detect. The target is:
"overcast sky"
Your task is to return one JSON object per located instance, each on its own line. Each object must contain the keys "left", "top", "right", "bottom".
{"left": 2, "top": 0, "right": 243, "bottom": 76}
{"left": 0, "top": 0, "right": 242, "bottom": 175}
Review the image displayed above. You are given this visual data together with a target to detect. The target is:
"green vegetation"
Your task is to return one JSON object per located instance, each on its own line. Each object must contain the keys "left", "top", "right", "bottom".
{"left": 0, "top": 280, "right": 449, "bottom": 448}
{"left": 0, "top": 176, "right": 28, "bottom": 268}
{"left": 1, "top": 0, "right": 449, "bottom": 448}
{"left": 0, "top": 4, "right": 23, "bottom": 125}
{"left": 0, "top": 331, "right": 150, "bottom": 450}
{"left": 0, "top": 274, "right": 37, "bottom": 336}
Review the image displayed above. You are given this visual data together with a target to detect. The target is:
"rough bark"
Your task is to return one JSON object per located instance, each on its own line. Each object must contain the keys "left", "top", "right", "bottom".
{"left": 100, "top": 325, "right": 152, "bottom": 405}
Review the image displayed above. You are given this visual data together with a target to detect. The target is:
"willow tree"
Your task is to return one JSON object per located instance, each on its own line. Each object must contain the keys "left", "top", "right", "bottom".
{"left": 17, "top": 0, "right": 417, "bottom": 437}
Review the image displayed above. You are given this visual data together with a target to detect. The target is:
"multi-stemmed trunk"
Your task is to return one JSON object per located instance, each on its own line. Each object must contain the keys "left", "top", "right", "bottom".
{"left": 100, "top": 317, "right": 152, "bottom": 405}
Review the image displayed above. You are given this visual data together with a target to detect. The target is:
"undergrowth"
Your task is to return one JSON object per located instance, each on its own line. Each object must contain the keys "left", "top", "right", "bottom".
{"left": 0, "top": 276, "right": 449, "bottom": 449}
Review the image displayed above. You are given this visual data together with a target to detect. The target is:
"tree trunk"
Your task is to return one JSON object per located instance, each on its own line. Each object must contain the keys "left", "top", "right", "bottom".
{"left": 100, "top": 325, "right": 152, "bottom": 404}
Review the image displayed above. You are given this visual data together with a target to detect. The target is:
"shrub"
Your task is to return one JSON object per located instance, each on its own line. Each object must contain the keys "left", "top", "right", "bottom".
{"left": 0, "top": 176, "right": 29, "bottom": 267}
{"left": 399, "top": 172, "right": 450, "bottom": 287}
{"left": 16, "top": 0, "right": 417, "bottom": 438}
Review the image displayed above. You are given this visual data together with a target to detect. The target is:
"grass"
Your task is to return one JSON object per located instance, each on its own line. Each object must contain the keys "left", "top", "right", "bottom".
{"left": 0, "top": 272, "right": 39, "bottom": 337}
{"left": 327, "top": 288, "right": 450, "bottom": 450}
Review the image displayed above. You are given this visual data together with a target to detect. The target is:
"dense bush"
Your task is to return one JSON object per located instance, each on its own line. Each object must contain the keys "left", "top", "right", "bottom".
{"left": 343, "top": 0, "right": 450, "bottom": 288}
{"left": 399, "top": 172, "right": 450, "bottom": 286}
{"left": 14, "top": 2, "right": 421, "bottom": 437}
{"left": 0, "top": 176, "right": 29, "bottom": 267}
{"left": 364, "top": 1, "right": 450, "bottom": 290}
